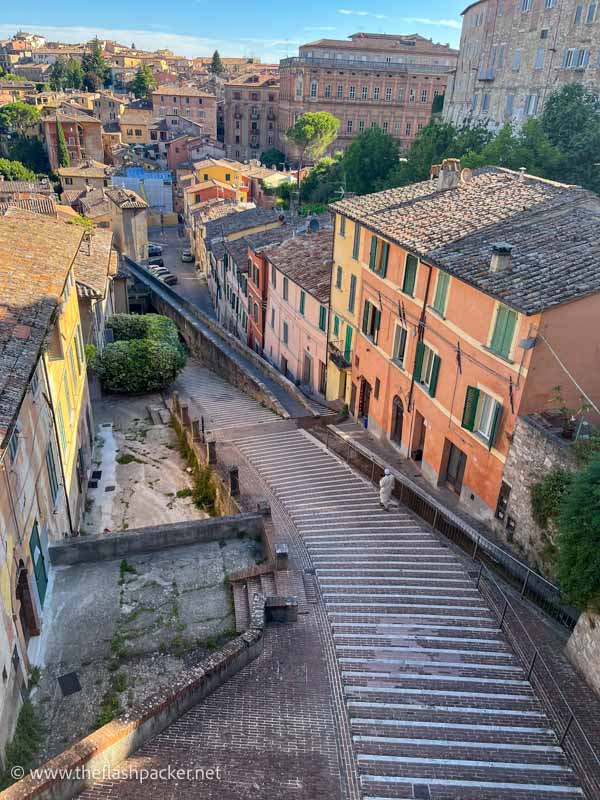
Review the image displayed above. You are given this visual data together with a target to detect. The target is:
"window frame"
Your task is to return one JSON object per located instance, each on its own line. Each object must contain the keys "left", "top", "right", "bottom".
{"left": 431, "top": 271, "right": 450, "bottom": 317}
{"left": 402, "top": 253, "right": 418, "bottom": 296}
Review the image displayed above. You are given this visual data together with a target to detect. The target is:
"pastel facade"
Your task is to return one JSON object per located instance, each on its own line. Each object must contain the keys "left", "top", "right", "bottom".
{"left": 330, "top": 163, "right": 600, "bottom": 522}
{"left": 223, "top": 74, "right": 279, "bottom": 161}
{"left": 263, "top": 230, "right": 332, "bottom": 398}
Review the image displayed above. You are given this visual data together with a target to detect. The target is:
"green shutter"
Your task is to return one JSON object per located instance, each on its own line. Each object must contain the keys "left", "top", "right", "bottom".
{"left": 333, "top": 315, "right": 340, "bottom": 337}
{"left": 344, "top": 325, "right": 353, "bottom": 360}
{"left": 362, "top": 301, "right": 370, "bottom": 335}
{"left": 462, "top": 386, "right": 480, "bottom": 431}
{"left": 490, "top": 305, "right": 517, "bottom": 358}
{"left": 413, "top": 341, "right": 425, "bottom": 381}
{"left": 403, "top": 254, "right": 417, "bottom": 295}
{"left": 369, "top": 235, "right": 378, "bottom": 270}
{"left": 348, "top": 275, "right": 356, "bottom": 312}
{"left": 299, "top": 291, "right": 305, "bottom": 314}
{"left": 433, "top": 272, "right": 449, "bottom": 314}
{"left": 353, "top": 223, "right": 361, "bottom": 259}
{"left": 380, "top": 241, "right": 389, "bottom": 277}
{"left": 428, "top": 354, "right": 441, "bottom": 397}
{"left": 373, "top": 308, "right": 381, "bottom": 344}
{"left": 488, "top": 403, "right": 502, "bottom": 450}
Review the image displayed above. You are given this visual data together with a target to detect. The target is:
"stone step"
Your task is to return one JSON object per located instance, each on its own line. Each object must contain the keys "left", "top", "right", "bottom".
{"left": 232, "top": 580, "right": 250, "bottom": 633}
{"left": 259, "top": 572, "right": 276, "bottom": 596}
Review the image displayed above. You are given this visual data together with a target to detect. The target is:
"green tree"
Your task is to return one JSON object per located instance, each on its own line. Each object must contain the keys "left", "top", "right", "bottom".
{"left": 49, "top": 58, "right": 68, "bottom": 90}
{"left": 0, "top": 101, "right": 41, "bottom": 135}
{"left": 82, "top": 38, "right": 110, "bottom": 90}
{"left": 285, "top": 111, "right": 340, "bottom": 189}
{"left": 211, "top": 50, "right": 225, "bottom": 75}
{"left": 261, "top": 147, "right": 286, "bottom": 168}
{"left": 344, "top": 127, "right": 399, "bottom": 195}
{"left": 555, "top": 457, "right": 600, "bottom": 610}
{"left": 300, "top": 153, "right": 345, "bottom": 204}
{"left": 8, "top": 136, "right": 50, "bottom": 174}
{"left": 0, "top": 158, "right": 36, "bottom": 181}
{"left": 130, "top": 65, "right": 156, "bottom": 99}
{"left": 65, "top": 58, "right": 84, "bottom": 90}
{"left": 541, "top": 83, "right": 600, "bottom": 193}
{"left": 55, "top": 118, "right": 70, "bottom": 168}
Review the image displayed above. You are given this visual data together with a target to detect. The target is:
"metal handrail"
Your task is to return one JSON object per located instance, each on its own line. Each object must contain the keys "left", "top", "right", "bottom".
{"left": 321, "top": 425, "right": 579, "bottom": 628}
{"left": 477, "top": 564, "right": 600, "bottom": 798}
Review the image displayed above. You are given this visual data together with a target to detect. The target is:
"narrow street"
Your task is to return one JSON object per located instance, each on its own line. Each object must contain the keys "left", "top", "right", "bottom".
{"left": 146, "top": 225, "right": 216, "bottom": 318}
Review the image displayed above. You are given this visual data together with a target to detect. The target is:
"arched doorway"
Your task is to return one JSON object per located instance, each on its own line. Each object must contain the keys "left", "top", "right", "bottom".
{"left": 16, "top": 561, "right": 38, "bottom": 642}
{"left": 391, "top": 396, "right": 404, "bottom": 444}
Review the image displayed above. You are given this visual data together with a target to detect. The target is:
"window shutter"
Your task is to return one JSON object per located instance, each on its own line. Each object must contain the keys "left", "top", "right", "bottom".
{"left": 428, "top": 354, "right": 441, "bottom": 397}
{"left": 362, "top": 302, "right": 370, "bottom": 335}
{"left": 413, "top": 341, "right": 425, "bottom": 381}
{"left": 490, "top": 305, "right": 508, "bottom": 353}
{"left": 373, "top": 308, "right": 381, "bottom": 344}
{"left": 403, "top": 255, "right": 417, "bottom": 295}
{"left": 462, "top": 386, "right": 480, "bottom": 430}
{"left": 369, "top": 235, "right": 378, "bottom": 270}
{"left": 488, "top": 403, "right": 503, "bottom": 450}
{"left": 380, "top": 241, "right": 389, "bottom": 277}
{"left": 500, "top": 308, "right": 517, "bottom": 358}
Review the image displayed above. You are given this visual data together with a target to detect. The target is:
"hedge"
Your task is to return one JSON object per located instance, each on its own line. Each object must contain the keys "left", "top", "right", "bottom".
{"left": 97, "top": 313, "right": 186, "bottom": 393}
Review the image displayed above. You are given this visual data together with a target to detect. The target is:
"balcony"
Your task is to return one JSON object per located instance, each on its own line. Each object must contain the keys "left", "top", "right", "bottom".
{"left": 251, "top": 112, "right": 260, "bottom": 120}
{"left": 328, "top": 340, "right": 352, "bottom": 369}
{"left": 477, "top": 67, "right": 496, "bottom": 81}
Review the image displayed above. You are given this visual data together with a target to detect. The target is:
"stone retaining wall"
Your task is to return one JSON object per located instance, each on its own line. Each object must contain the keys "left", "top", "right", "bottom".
{"left": 2, "top": 630, "right": 263, "bottom": 800}
{"left": 566, "top": 612, "right": 600, "bottom": 698}
{"left": 49, "top": 514, "right": 264, "bottom": 566}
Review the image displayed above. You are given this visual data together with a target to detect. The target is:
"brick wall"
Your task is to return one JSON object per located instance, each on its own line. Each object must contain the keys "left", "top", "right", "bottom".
{"left": 492, "top": 415, "right": 577, "bottom": 578}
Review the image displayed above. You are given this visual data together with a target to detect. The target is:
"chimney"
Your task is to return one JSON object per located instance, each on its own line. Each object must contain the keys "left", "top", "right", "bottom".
{"left": 490, "top": 242, "right": 513, "bottom": 273}
{"left": 437, "top": 158, "right": 461, "bottom": 191}
{"left": 430, "top": 163, "right": 441, "bottom": 180}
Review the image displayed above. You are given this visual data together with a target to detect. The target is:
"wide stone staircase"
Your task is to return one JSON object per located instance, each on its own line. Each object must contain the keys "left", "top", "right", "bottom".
{"left": 234, "top": 428, "right": 585, "bottom": 800}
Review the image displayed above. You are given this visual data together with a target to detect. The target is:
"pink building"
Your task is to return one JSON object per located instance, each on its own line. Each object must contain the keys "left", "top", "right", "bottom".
{"left": 263, "top": 229, "right": 332, "bottom": 399}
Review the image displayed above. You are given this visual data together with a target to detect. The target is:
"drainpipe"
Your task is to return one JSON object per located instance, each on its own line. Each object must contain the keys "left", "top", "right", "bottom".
{"left": 406, "top": 262, "right": 433, "bottom": 449}
{"left": 41, "top": 357, "right": 74, "bottom": 537}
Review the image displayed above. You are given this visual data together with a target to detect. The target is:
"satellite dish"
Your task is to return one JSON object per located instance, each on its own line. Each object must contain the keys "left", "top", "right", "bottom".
{"left": 308, "top": 217, "right": 320, "bottom": 233}
{"left": 461, "top": 168, "right": 473, "bottom": 183}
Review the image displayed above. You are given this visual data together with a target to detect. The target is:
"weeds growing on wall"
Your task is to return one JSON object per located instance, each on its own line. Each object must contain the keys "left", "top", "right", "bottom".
{"left": 172, "top": 418, "right": 217, "bottom": 516}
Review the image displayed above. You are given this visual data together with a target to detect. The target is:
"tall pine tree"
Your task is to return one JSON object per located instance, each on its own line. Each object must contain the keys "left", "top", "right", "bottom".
{"left": 56, "top": 117, "right": 70, "bottom": 168}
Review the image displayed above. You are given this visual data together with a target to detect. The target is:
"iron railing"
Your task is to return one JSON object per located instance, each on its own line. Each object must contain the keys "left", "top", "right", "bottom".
{"left": 319, "top": 426, "right": 579, "bottom": 630}
{"left": 477, "top": 565, "right": 600, "bottom": 800}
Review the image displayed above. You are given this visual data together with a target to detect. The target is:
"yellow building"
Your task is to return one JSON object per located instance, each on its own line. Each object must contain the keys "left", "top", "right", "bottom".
{"left": 192, "top": 159, "right": 250, "bottom": 202}
{"left": 0, "top": 211, "right": 93, "bottom": 756}
{"left": 326, "top": 212, "right": 363, "bottom": 404}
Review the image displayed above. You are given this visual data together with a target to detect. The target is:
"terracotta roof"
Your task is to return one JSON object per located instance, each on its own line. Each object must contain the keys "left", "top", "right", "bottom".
{"left": 301, "top": 32, "right": 458, "bottom": 54}
{"left": 54, "top": 104, "right": 98, "bottom": 123}
{"left": 0, "top": 197, "right": 57, "bottom": 217}
{"left": 205, "top": 207, "right": 281, "bottom": 240}
{"left": 0, "top": 180, "right": 54, "bottom": 195}
{"left": 191, "top": 199, "right": 246, "bottom": 223}
{"left": 74, "top": 228, "right": 116, "bottom": 299}
{"left": 264, "top": 229, "right": 333, "bottom": 303}
{"left": 0, "top": 215, "right": 83, "bottom": 450}
{"left": 153, "top": 85, "right": 214, "bottom": 98}
{"left": 225, "top": 74, "right": 279, "bottom": 87}
{"left": 224, "top": 226, "right": 293, "bottom": 270}
{"left": 331, "top": 167, "right": 600, "bottom": 315}
{"left": 58, "top": 160, "right": 110, "bottom": 179}
{"left": 105, "top": 187, "right": 148, "bottom": 209}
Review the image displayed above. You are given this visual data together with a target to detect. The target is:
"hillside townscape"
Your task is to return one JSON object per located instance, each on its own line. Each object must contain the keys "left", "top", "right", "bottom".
{"left": 1, "top": 8, "right": 600, "bottom": 800}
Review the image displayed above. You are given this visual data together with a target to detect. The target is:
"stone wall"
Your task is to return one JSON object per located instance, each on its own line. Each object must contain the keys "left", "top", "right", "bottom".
{"left": 2, "top": 630, "right": 263, "bottom": 800}
{"left": 566, "top": 612, "right": 600, "bottom": 699}
{"left": 49, "top": 513, "right": 264, "bottom": 566}
{"left": 492, "top": 415, "right": 576, "bottom": 579}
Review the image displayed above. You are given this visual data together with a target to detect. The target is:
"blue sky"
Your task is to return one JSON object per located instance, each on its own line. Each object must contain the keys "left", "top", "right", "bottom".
{"left": 0, "top": 1, "right": 465, "bottom": 61}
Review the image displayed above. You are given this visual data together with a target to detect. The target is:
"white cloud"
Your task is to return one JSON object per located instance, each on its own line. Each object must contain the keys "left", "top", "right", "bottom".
{"left": 0, "top": 23, "right": 296, "bottom": 60}
{"left": 338, "top": 9, "right": 387, "bottom": 19}
{"left": 401, "top": 17, "right": 462, "bottom": 30}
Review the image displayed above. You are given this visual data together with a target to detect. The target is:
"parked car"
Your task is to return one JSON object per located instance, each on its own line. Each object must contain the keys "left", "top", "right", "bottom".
{"left": 161, "top": 273, "right": 179, "bottom": 285}
{"left": 181, "top": 249, "right": 194, "bottom": 262}
{"left": 148, "top": 244, "right": 162, "bottom": 257}
{"left": 150, "top": 266, "right": 170, "bottom": 276}
{"left": 148, "top": 257, "right": 164, "bottom": 267}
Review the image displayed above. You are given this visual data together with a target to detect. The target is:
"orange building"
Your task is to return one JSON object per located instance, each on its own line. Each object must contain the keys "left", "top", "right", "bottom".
{"left": 330, "top": 162, "right": 600, "bottom": 522}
